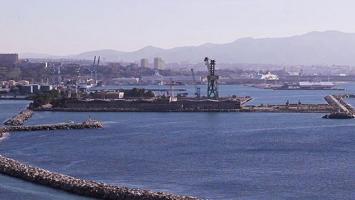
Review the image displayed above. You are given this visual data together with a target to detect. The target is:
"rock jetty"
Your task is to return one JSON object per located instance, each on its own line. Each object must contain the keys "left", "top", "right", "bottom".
{"left": 0, "top": 109, "right": 199, "bottom": 199}
{"left": 0, "top": 155, "right": 198, "bottom": 200}
{"left": 1, "top": 120, "right": 103, "bottom": 133}
{"left": 4, "top": 109, "right": 33, "bottom": 126}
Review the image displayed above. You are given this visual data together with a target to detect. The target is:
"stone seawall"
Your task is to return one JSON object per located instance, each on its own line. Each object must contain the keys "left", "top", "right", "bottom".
{"left": 1, "top": 121, "right": 103, "bottom": 133}
{"left": 0, "top": 155, "right": 198, "bottom": 200}
{"left": 4, "top": 109, "right": 34, "bottom": 126}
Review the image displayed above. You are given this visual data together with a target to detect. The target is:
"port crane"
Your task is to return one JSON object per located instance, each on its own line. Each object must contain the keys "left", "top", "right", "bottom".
{"left": 90, "top": 56, "right": 100, "bottom": 84}
{"left": 204, "top": 57, "right": 219, "bottom": 98}
{"left": 190, "top": 68, "right": 201, "bottom": 98}
{"left": 90, "top": 56, "right": 96, "bottom": 81}
{"left": 56, "top": 64, "right": 62, "bottom": 84}
{"left": 95, "top": 56, "right": 100, "bottom": 84}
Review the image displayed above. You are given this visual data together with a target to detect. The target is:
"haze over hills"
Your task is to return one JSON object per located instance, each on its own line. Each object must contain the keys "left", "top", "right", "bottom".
{"left": 21, "top": 31, "right": 355, "bottom": 65}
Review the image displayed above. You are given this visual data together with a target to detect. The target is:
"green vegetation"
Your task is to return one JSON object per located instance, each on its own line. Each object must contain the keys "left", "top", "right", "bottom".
{"left": 30, "top": 90, "right": 61, "bottom": 108}
{"left": 86, "top": 88, "right": 155, "bottom": 99}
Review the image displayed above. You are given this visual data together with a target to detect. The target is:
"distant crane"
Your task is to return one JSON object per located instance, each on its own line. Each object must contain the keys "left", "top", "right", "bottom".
{"left": 95, "top": 56, "right": 100, "bottom": 84}
{"left": 90, "top": 56, "right": 100, "bottom": 84}
{"left": 90, "top": 56, "right": 96, "bottom": 81}
{"left": 75, "top": 64, "right": 81, "bottom": 84}
{"left": 57, "top": 64, "right": 62, "bottom": 84}
{"left": 204, "top": 57, "right": 219, "bottom": 98}
{"left": 190, "top": 68, "right": 201, "bottom": 98}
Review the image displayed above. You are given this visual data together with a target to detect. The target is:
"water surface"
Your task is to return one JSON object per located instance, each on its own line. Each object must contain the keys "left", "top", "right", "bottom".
{"left": 1, "top": 85, "right": 355, "bottom": 200}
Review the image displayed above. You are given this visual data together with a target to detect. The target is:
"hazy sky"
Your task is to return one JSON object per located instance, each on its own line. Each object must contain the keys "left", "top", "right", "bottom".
{"left": 1, "top": 0, "right": 355, "bottom": 55}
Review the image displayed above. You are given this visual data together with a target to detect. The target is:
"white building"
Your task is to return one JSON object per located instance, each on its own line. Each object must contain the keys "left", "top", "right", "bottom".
{"left": 260, "top": 72, "right": 279, "bottom": 81}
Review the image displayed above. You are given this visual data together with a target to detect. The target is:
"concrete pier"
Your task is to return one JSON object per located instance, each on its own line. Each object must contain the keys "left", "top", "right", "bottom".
{"left": 33, "top": 103, "right": 336, "bottom": 113}
{"left": 242, "top": 103, "right": 335, "bottom": 113}
{"left": 0, "top": 155, "right": 198, "bottom": 200}
{"left": 4, "top": 109, "right": 33, "bottom": 126}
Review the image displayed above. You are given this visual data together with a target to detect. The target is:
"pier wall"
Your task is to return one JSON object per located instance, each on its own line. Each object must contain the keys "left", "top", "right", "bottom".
{"left": 35, "top": 98, "right": 243, "bottom": 112}
{"left": 34, "top": 103, "right": 336, "bottom": 113}
{"left": 29, "top": 97, "right": 340, "bottom": 113}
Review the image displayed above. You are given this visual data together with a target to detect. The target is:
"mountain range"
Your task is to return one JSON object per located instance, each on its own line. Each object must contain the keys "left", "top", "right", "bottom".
{"left": 21, "top": 31, "right": 355, "bottom": 66}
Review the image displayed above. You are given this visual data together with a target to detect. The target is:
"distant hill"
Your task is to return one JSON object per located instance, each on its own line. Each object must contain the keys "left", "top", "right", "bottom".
{"left": 20, "top": 52, "right": 58, "bottom": 59}
{"left": 22, "top": 31, "right": 355, "bottom": 65}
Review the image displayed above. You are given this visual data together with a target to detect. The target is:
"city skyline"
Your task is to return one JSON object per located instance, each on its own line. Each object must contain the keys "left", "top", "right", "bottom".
{"left": 1, "top": 0, "right": 355, "bottom": 55}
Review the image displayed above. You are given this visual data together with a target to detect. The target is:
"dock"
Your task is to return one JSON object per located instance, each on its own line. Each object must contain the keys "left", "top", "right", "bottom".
{"left": 242, "top": 103, "right": 336, "bottom": 113}
{"left": 36, "top": 103, "right": 336, "bottom": 113}
{"left": 30, "top": 93, "right": 349, "bottom": 113}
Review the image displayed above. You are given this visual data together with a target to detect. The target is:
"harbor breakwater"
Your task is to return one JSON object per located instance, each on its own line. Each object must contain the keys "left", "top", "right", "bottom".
{"left": 4, "top": 109, "right": 33, "bottom": 126}
{"left": 0, "top": 120, "right": 199, "bottom": 199}
{"left": 0, "top": 121, "right": 103, "bottom": 133}
{"left": 0, "top": 155, "right": 198, "bottom": 200}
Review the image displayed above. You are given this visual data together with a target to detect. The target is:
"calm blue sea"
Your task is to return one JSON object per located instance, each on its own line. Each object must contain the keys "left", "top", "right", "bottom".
{"left": 1, "top": 84, "right": 355, "bottom": 200}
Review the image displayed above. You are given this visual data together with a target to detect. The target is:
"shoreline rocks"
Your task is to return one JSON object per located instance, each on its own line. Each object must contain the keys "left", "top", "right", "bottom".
{"left": 0, "top": 155, "right": 198, "bottom": 200}
{"left": 0, "top": 127, "right": 7, "bottom": 138}
{"left": 4, "top": 109, "right": 34, "bottom": 126}
{"left": 2, "top": 121, "right": 103, "bottom": 133}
